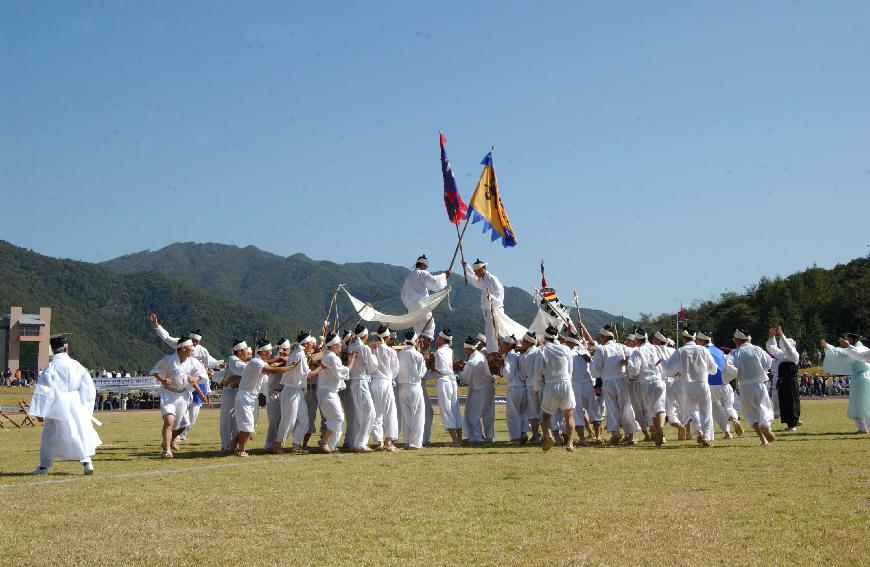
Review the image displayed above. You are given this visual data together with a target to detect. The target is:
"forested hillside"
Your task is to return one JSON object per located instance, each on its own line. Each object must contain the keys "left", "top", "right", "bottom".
{"left": 0, "top": 241, "right": 301, "bottom": 370}
{"left": 637, "top": 256, "right": 870, "bottom": 354}
{"left": 102, "top": 242, "right": 625, "bottom": 339}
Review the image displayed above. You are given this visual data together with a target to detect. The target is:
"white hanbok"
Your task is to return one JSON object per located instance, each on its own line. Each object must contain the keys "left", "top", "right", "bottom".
{"left": 401, "top": 268, "right": 448, "bottom": 339}
{"left": 317, "top": 351, "right": 350, "bottom": 451}
{"left": 463, "top": 264, "right": 505, "bottom": 349}
{"left": 396, "top": 345, "right": 426, "bottom": 448}
{"left": 371, "top": 343, "right": 399, "bottom": 442}
{"left": 434, "top": 344, "right": 462, "bottom": 430}
{"left": 459, "top": 350, "right": 491, "bottom": 442}
{"left": 28, "top": 353, "right": 101, "bottom": 467}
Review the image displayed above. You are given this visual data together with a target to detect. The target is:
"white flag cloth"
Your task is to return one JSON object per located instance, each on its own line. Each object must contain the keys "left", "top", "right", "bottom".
{"left": 342, "top": 285, "right": 451, "bottom": 330}
{"left": 491, "top": 304, "right": 569, "bottom": 342}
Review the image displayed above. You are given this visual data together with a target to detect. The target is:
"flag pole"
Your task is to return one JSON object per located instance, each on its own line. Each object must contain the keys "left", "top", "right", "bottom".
{"left": 447, "top": 144, "right": 494, "bottom": 282}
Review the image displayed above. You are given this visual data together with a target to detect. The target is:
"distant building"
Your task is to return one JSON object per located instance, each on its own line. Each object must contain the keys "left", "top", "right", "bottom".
{"left": 1, "top": 307, "right": 52, "bottom": 375}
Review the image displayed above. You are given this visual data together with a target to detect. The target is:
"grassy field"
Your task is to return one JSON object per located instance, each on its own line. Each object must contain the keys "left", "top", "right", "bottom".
{"left": 1, "top": 399, "right": 867, "bottom": 566}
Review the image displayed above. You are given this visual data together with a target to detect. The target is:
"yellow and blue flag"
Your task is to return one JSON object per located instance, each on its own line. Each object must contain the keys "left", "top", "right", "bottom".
{"left": 468, "top": 152, "right": 517, "bottom": 247}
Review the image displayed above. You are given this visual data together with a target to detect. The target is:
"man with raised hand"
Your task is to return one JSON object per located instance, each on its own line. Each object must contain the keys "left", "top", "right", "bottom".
{"left": 766, "top": 326, "right": 801, "bottom": 432}
{"left": 463, "top": 259, "right": 505, "bottom": 350}
{"left": 724, "top": 329, "right": 776, "bottom": 445}
{"left": 401, "top": 254, "right": 451, "bottom": 353}
{"left": 29, "top": 336, "right": 101, "bottom": 475}
{"left": 149, "top": 313, "right": 223, "bottom": 441}
{"left": 662, "top": 328, "right": 718, "bottom": 448}
{"left": 150, "top": 334, "right": 211, "bottom": 458}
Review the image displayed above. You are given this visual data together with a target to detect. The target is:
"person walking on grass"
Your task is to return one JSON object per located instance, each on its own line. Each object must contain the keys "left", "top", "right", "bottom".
{"left": 533, "top": 326, "right": 577, "bottom": 452}
{"left": 724, "top": 329, "right": 776, "bottom": 446}
{"left": 29, "top": 336, "right": 101, "bottom": 475}
{"left": 151, "top": 335, "right": 211, "bottom": 458}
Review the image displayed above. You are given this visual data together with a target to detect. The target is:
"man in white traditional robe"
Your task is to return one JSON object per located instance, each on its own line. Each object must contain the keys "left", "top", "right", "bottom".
{"left": 370, "top": 326, "right": 399, "bottom": 452}
{"left": 723, "top": 329, "right": 776, "bottom": 446}
{"left": 150, "top": 314, "right": 223, "bottom": 440}
{"left": 218, "top": 339, "right": 250, "bottom": 452}
{"left": 474, "top": 333, "right": 496, "bottom": 443}
{"left": 433, "top": 329, "right": 462, "bottom": 447}
{"left": 499, "top": 334, "right": 528, "bottom": 443}
{"left": 627, "top": 328, "right": 668, "bottom": 446}
{"left": 697, "top": 331, "right": 743, "bottom": 439}
{"left": 518, "top": 332, "right": 543, "bottom": 443}
{"left": 401, "top": 254, "right": 451, "bottom": 353}
{"left": 317, "top": 332, "right": 353, "bottom": 453}
{"left": 265, "top": 338, "right": 293, "bottom": 451}
{"left": 396, "top": 331, "right": 427, "bottom": 449}
{"left": 230, "top": 339, "right": 296, "bottom": 457}
{"left": 661, "top": 328, "right": 719, "bottom": 447}
{"left": 533, "top": 326, "right": 577, "bottom": 451}
{"left": 564, "top": 328, "right": 602, "bottom": 446}
{"left": 151, "top": 335, "right": 211, "bottom": 458}
{"left": 274, "top": 333, "right": 318, "bottom": 454}
{"left": 29, "top": 336, "right": 101, "bottom": 475}
{"left": 591, "top": 326, "right": 640, "bottom": 445}
{"left": 347, "top": 324, "right": 378, "bottom": 452}
{"left": 462, "top": 259, "right": 505, "bottom": 352}
{"left": 459, "top": 336, "right": 490, "bottom": 444}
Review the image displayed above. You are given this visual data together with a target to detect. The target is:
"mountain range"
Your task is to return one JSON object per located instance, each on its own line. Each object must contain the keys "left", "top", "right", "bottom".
{"left": 0, "top": 240, "right": 624, "bottom": 370}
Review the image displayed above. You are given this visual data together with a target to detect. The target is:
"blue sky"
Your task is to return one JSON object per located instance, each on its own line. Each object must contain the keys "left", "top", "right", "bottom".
{"left": 2, "top": 1, "right": 868, "bottom": 318}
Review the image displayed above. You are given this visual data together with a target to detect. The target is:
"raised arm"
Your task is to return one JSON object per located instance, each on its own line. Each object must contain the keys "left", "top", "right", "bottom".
{"left": 151, "top": 314, "right": 180, "bottom": 349}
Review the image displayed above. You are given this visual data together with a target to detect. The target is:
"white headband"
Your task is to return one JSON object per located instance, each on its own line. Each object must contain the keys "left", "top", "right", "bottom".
{"left": 472, "top": 260, "right": 486, "bottom": 270}
{"left": 356, "top": 328, "right": 369, "bottom": 338}
{"left": 500, "top": 335, "right": 517, "bottom": 345}
{"left": 405, "top": 332, "right": 418, "bottom": 344}
{"left": 300, "top": 335, "right": 316, "bottom": 346}
{"left": 176, "top": 339, "right": 194, "bottom": 349}
{"left": 733, "top": 329, "right": 750, "bottom": 340}
{"left": 544, "top": 329, "right": 559, "bottom": 340}
{"left": 696, "top": 332, "right": 711, "bottom": 342}
{"left": 377, "top": 329, "right": 391, "bottom": 339}
{"left": 523, "top": 332, "right": 537, "bottom": 344}
{"left": 325, "top": 335, "right": 341, "bottom": 347}
{"left": 563, "top": 334, "right": 582, "bottom": 345}
{"left": 416, "top": 256, "right": 428, "bottom": 267}
{"left": 233, "top": 340, "right": 248, "bottom": 352}
{"left": 438, "top": 331, "right": 453, "bottom": 342}
{"left": 598, "top": 327, "right": 614, "bottom": 338}
{"left": 476, "top": 333, "right": 487, "bottom": 343}
{"left": 654, "top": 332, "right": 667, "bottom": 343}
{"left": 189, "top": 333, "right": 202, "bottom": 341}
{"left": 682, "top": 330, "right": 696, "bottom": 340}
{"left": 464, "top": 340, "right": 479, "bottom": 349}
{"left": 257, "top": 343, "right": 273, "bottom": 353}
{"left": 277, "top": 340, "right": 292, "bottom": 350}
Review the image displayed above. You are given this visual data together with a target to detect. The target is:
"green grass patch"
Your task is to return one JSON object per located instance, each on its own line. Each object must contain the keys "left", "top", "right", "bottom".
{"left": 0, "top": 399, "right": 867, "bottom": 566}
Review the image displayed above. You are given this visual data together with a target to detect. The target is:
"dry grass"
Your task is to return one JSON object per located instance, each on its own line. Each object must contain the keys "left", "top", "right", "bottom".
{"left": 1, "top": 399, "right": 867, "bottom": 566}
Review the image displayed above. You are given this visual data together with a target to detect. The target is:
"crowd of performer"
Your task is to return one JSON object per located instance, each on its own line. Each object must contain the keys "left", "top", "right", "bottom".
{"left": 24, "top": 256, "right": 870, "bottom": 473}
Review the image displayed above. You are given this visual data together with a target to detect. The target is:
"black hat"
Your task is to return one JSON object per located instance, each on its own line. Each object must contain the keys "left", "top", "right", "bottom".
{"left": 49, "top": 335, "right": 68, "bottom": 350}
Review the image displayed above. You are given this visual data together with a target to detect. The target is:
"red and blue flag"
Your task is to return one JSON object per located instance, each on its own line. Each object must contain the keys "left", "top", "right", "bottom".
{"left": 440, "top": 131, "right": 468, "bottom": 225}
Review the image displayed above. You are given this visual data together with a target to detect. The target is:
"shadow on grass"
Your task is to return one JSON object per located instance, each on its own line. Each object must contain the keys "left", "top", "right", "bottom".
{"left": 0, "top": 471, "right": 77, "bottom": 478}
